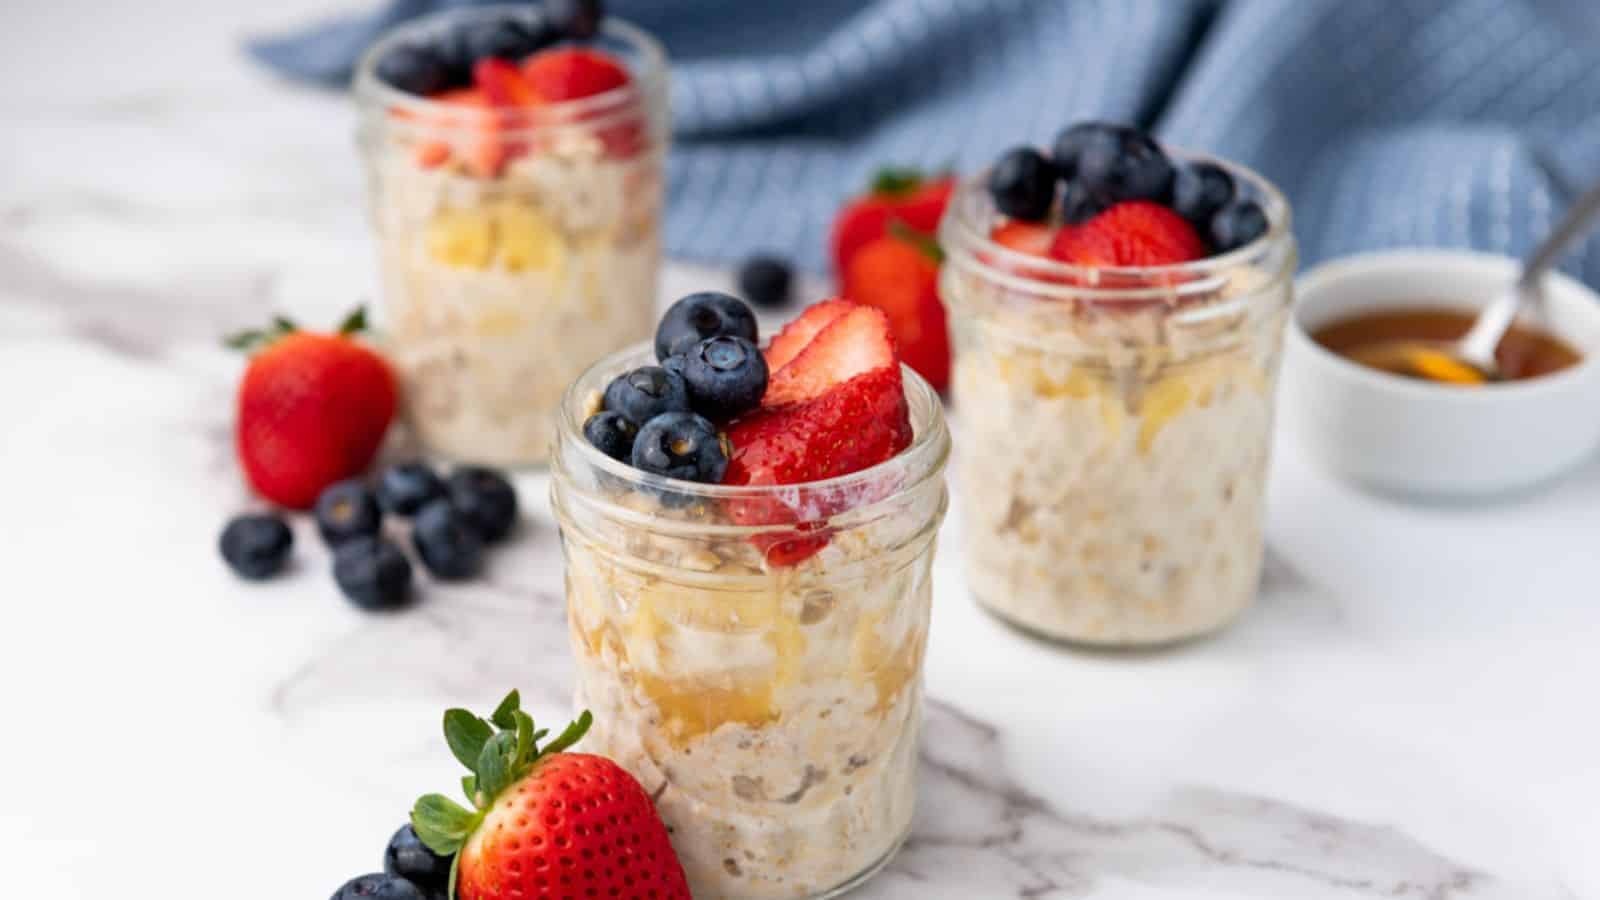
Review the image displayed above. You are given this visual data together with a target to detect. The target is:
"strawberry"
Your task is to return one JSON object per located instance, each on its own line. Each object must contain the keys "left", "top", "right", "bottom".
{"left": 411, "top": 692, "right": 690, "bottom": 900}
{"left": 762, "top": 297, "right": 854, "bottom": 372}
{"left": 230, "top": 308, "right": 395, "bottom": 510}
{"left": 1049, "top": 200, "right": 1205, "bottom": 268}
{"left": 725, "top": 300, "right": 914, "bottom": 566}
{"left": 520, "top": 47, "right": 630, "bottom": 103}
{"left": 413, "top": 87, "right": 512, "bottom": 178}
{"left": 763, "top": 305, "right": 898, "bottom": 406}
{"left": 989, "top": 220, "right": 1056, "bottom": 257}
{"left": 842, "top": 233, "right": 950, "bottom": 391}
{"left": 829, "top": 169, "right": 955, "bottom": 280}
{"left": 473, "top": 57, "right": 538, "bottom": 107}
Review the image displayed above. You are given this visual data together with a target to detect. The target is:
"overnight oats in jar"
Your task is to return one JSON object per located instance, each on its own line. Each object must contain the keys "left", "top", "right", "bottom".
{"left": 942, "top": 123, "right": 1296, "bottom": 646}
{"left": 551, "top": 292, "right": 951, "bottom": 898}
{"left": 354, "top": 3, "right": 667, "bottom": 466}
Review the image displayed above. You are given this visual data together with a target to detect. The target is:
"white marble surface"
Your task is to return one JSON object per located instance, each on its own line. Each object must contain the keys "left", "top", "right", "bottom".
{"left": 3, "top": 2, "right": 1598, "bottom": 898}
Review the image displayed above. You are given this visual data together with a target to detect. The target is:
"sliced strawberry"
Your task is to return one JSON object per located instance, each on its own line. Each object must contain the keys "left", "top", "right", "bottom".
{"left": 415, "top": 87, "right": 511, "bottom": 178}
{"left": 763, "top": 305, "right": 897, "bottom": 407}
{"left": 520, "top": 47, "right": 631, "bottom": 103}
{"left": 763, "top": 298, "right": 855, "bottom": 372}
{"left": 1049, "top": 201, "right": 1205, "bottom": 268}
{"left": 843, "top": 235, "right": 949, "bottom": 392}
{"left": 474, "top": 57, "right": 538, "bottom": 107}
{"left": 990, "top": 221, "right": 1056, "bottom": 257}
{"left": 724, "top": 366, "right": 913, "bottom": 565}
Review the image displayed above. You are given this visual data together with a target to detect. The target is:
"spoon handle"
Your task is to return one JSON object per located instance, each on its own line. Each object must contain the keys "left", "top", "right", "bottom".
{"left": 1517, "top": 178, "right": 1600, "bottom": 290}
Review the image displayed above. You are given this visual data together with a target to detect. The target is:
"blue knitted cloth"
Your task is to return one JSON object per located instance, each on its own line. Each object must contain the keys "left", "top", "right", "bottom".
{"left": 251, "top": 0, "right": 1600, "bottom": 281}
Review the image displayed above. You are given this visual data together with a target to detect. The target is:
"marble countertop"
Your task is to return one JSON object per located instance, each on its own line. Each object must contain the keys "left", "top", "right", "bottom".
{"left": 3, "top": 2, "right": 1597, "bottom": 898}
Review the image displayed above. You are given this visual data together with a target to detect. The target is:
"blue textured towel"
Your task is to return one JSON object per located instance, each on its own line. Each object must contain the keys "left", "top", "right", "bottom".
{"left": 251, "top": 0, "right": 1600, "bottom": 282}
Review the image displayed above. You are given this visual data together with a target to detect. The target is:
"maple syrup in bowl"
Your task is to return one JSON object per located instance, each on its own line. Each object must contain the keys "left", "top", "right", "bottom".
{"left": 1282, "top": 250, "right": 1600, "bottom": 498}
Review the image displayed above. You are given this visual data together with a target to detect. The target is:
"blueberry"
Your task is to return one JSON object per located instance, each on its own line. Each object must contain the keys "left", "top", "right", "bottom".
{"left": 736, "top": 255, "right": 793, "bottom": 308}
{"left": 584, "top": 410, "right": 638, "bottom": 462}
{"left": 988, "top": 147, "right": 1057, "bottom": 221}
{"left": 330, "top": 873, "right": 427, "bottom": 900}
{"left": 603, "top": 365, "right": 691, "bottom": 425}
{"left": 447, "top": 467, "right": 519, "bottom": 543}
{"left": 412, "top": 499, "right": 485, "bottom": 579}
{"left": 220, "top": 514, "right": 293, "bottom": 580}
{"left": 384, "top": 825, "right": 452, "bottom": 899}
{"left": 1049, "top": 121, "right": 1107, "bottom": 180}
{"left": 314, "top": 479, "right": 382, "bottom": 546}
{"left": 1172, "top": 162, "right": 1236, "bottom": 226}
{"left": 459, "top": 18, "right": 552, "bottom": 62}
{"left": 546, "top": 0, "right": 604, "bottom": 40}
{"left": 332, "top": 536, "right": 413, "bottom": 611}
{"left": 654, "top": 292, "right": 758, "bottom": 362}
{"left": 376, "top": 462, "right": 446, "bottom": 517}
{"left": 375, "top": 45, "right": 452, "bottom": 96}
{"left": 1209, "top": 200, "right": 1268, "bottom": 252}
{"left": 1062, "top": 123, "right": 1174, "bottom": 205}
{"left": 1060, "top": 180, "right": 1107, "bottom": 225}
{"left": 631, "top": 412, "right": 728, "bottom": 484}
{"left": 678, "top": 336, "right": 768, "bottom": 421}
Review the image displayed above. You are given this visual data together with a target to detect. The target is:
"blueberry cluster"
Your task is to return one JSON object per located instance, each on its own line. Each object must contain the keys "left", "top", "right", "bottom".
{"left": 219, "top": 462, "right": 519, "bottom": 610}
{"left": 329, "top": 824, "right": 454, "bottom": 900}
{"left": 375, "top": 0, "right": 604, "bottom": 95}
{"left": 987, "top": 121, "right": 1268, "bottom": 253}
{"left": 583, "top": 292, "right": 767, "bottom": 484}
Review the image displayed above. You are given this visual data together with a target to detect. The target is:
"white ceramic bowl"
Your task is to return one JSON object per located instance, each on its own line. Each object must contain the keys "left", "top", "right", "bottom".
{"left": 1281, "top": 249, "right": 1600, "bottom": 498}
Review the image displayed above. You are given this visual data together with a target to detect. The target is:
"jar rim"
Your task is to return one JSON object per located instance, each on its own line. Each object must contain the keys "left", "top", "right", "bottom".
{"left": 352, "top": 4, "right": 668, "bottom": 132}
{"left": 553, "top": 343, "right": 951, "bottom": 504}
{"left": 939, "top": 147, "right": 1295, "bottom": 305}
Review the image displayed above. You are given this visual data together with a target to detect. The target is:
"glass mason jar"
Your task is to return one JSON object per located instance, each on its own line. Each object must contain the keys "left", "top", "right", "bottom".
{"left": 354, "top": 6, "right": 668, "bottom": 467}
{"left": 940, "top": 153, "right": 1295, "bottom": 646}
{"left": 551, "top": 346, "right": 950, "bottom": 899}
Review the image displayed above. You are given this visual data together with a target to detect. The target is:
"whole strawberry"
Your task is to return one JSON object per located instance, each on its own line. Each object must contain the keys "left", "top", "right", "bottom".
{"left": 829, "top": 168, "right": 954, "bottom": 280}
{"left": 230, "top": 308, "right": 396, "bottom": 510}
{"left": 411, "top": 692, "right": 690, "bottom": 900}
{"left": 842, "top": 231, "right": 950, "bottom": 392}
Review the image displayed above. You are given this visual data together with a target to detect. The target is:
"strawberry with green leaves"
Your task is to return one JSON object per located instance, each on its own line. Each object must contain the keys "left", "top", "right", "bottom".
{"left": 829, "top": 167, "right": 954, "bottom": 280}
{"left": 410, "top": 691, "right": 689, "bottom": 900}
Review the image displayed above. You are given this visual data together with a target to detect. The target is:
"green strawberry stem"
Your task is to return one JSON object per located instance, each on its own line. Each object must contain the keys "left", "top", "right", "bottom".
{"left": 222, "top": 305, "right": 369, "bottom": 352}
{"left": 411, "top": 690, "right": 594, "bottom": 900}
{"left": 888, "top": 219, "right": 945, "bottom": 264}
{"left": 869, "top": 166, "right": 924, "bottom": 197}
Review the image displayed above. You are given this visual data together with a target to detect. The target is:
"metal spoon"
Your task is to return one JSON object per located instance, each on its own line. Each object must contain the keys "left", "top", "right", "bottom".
{"left": 1396, "top": 179, "right": 1600, "bottom": 383}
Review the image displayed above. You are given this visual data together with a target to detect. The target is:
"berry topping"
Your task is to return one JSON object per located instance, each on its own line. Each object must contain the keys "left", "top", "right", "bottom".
{"left": 1209, "top": 199, "right": 1269, "bottom": 252}
{"left": 376, "top": 462, "right": 446, "bottom": 517}
{"left": 228, "top": 307, "right": 396, "bottom": 510}
{"left": 1060, "top": 179, "right": 1108, "bottom": 225}
{"left": 376, "top": 45, "right": 453, "bottom": 96}
{"left": 409, "top": 694, "right": 690, "bottom": 900}
{"left": 519, "top": 47, "right": 629, "bottom": 103}
{"left": 989, "top": 220, "right": 1056, "bottom": 257}
{"left": 1066, "top": 123, "right": 1175, "bottom": 205}
{"left": 545, "top": 0, "right": 605, "bottom": 41}
{"left": 763, "top": 298, "right": 855, "bottom": 372}
{"left": 332, "top": 536, "right": 414, "bottom": 611}
{"left": 472, "top": 56, "right": 538, "bottom": 107}
{"left": 843, "top": 234, "right": 950, "bottom": 392}
{"left": 631, "top": 412, "right": 728, "bottom": 483}
{"left": 459, "top": 18, "right": 551, "bottom": 63}
{"left": 1049, "top": 201, "right": 1205, "bottom": 267}
{"left": 830, "top": 169, "right": 954, "bottom": 280}
{"left": 583, "top": 410, "right": 638, "bottom": 461}
{"left": 1172, "top": 161, "right": 1236, "bottom": 227}
{"left": 603, "top": 365, "right": 691, "bottom": 425}
{"left": 314, "top": 478, "right": 383, "bottom": 546}
{"left": 654, "top": 291, "right": 758, "bottom": 361}
{"left": 447, "top": 467, "right": 519, "bottom": 543}
{"left": 412, "top": 499, "right": 486, "bottom": 580}
{"left": 219, "top": 513, "right": 294, "bottom": 580}
{"left": 988, "top": 147, "right": 1057, "bottom": 221}
{"left": 677, "top": 335, "right": 769, "bottom": 421}
{"left": 737, "top": 254, "right": 794, "bottom": 308}
{"left": 330, "top": 873, "right": 427, "bottom": 900}
{"left": 764, "top": 305, "right": 898, "bottom": 407}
